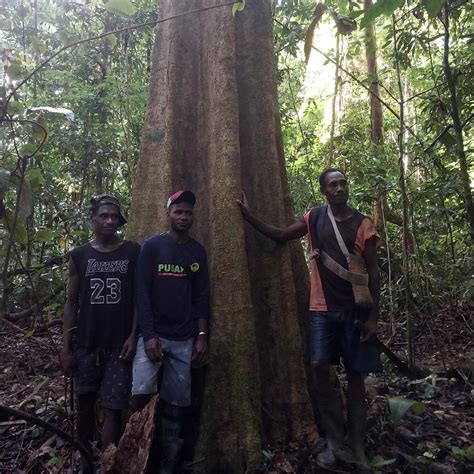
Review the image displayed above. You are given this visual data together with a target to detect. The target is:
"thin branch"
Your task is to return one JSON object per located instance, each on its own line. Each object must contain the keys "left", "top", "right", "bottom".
{"left": 377, "top": 80, "right": 399, "bottom": 103}
{"left": 405, "top": 83, "right": 443, "bottom": 103}
{"left": 0, "top": 405, "right": 94, "bottom": 473}
{"left": 5, "top": 1, "right": 239, "bottom": 107}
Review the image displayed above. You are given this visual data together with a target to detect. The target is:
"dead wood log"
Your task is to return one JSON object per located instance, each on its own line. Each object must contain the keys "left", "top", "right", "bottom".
{"left": 102, "top": 395, "right": 159, "bottom": 474}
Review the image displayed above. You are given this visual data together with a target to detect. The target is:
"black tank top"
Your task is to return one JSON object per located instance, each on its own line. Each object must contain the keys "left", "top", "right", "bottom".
{"left": 71, "top": 240, "right": 140, "bottom": 349}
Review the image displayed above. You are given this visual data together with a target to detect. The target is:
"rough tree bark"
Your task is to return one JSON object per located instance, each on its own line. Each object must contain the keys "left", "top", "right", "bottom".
{"left": 126, "top": 1, "right": 316, "bottom": 472}
{"left": 364, "top": 0, "right": 383, "bottom": 146}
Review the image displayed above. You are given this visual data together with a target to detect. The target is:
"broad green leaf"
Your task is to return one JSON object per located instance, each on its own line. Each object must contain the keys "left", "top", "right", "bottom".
{"left": 35, "top": 228, "right": 53, "bottom": 243}
{"left": 0, "top": 168, "right": 11, "bottom": 198}
{"left": 371, "top": 455, "right": 396, "bottom": 467}
{"left": 103, "top": 0, "right": 136, "bottom": 17}
{"left": 26, "top": 169, "right": 45, "bottom": 185}
{"left": 423, "top": 0, "right": 445, "bottom": 18}
{"left": 360, "top": 0, "right": 405, "bottom": 29}
{"left": 32, "top": 115, "right": 48, "bottom": 142}
{"left": 26, "top": 169, "right": 45, "bottom": 190}
{"left": 20, "top": 143, "right": 38, "bottom": 155}
{"left": 349, "top": 10, "right": 365, "bottom": 18}
{"left": 7, "top": 61, "right": 23, "bottom": 80}
{"left": 388, "top": 396, "right": 425, "bottom": 423}
{"left": 1, "top": 209, "right": 28, "bottom": 245}
{"left": 232, "top": 0, "right": 246, "bottom": 16}
{"left": 30, "top": 106, "right": 75, "bottom": 121}
{"left": 31, "top": 37, "right": 47, "bottom": 54}
{"left": 106, "top": 34, "right": 117, "bottom": 48}
{"left": 7, "top": 101, "right": 25, "bottom": 116}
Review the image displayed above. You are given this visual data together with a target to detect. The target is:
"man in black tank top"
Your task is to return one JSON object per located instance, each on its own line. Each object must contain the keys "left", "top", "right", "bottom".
{"left": 60, "top": 195, "right": 140, "bottom": 461}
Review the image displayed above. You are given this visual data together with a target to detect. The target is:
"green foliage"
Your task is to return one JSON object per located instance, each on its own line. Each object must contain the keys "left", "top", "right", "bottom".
{"left": 388, "top": 396, "right": 425, "bottom": 423}
{"left": 423, "top": 0, "right": 446, "bottom": 18}
{"left": 103, "top": 0, "right": 137, "bottom": 17}
{"left": 360, "top": 0, "right": 405, "bottom": 29}
{"left": 232, "top": 1, "right": 246, "bottom": 16}
{"left": 370, "top": 455, "right": 397, "bottom": 468}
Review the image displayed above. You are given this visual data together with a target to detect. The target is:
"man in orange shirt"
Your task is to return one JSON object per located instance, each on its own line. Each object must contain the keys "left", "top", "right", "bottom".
{"left": 238, "top": 169, "right": 380, "bottom": 470}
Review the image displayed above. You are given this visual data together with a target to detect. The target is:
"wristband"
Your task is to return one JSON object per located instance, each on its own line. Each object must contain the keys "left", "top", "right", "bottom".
{"left": 198, "top": 331, "right": 207, "bottom": 336}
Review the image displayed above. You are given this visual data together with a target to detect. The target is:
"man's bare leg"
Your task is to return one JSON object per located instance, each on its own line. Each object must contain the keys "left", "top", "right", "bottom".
{"left": 76, "top": 393, "right": 96, "bottom": 452}
{"left": 102, "top": 408, "right": 122, "bottom": 451}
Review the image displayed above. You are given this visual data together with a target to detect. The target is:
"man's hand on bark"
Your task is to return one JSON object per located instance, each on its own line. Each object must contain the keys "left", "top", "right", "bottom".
{"left": 236, "top": 191, "right": 251, "bottom": 219}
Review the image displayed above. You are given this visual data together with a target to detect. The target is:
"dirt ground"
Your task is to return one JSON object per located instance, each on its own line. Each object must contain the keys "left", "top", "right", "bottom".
{"left": 0, "top": 302, "right": 473, "bottom": 473}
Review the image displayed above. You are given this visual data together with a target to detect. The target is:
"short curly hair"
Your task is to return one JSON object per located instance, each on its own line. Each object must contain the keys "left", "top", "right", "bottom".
{"left": 318, "top": 168, "right": 346, "bottom": 187}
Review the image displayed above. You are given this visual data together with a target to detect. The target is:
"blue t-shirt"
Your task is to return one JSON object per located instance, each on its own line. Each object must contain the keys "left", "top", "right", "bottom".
{"left": 136, "top": 233, "right": 210, "bottom": 341}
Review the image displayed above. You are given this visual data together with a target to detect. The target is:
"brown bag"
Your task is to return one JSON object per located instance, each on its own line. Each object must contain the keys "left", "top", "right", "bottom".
{"left": 347, "top": 254, "right": 374, "bottom": 309}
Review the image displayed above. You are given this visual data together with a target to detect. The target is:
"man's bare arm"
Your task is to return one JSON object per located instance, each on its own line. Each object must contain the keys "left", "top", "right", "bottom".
{"left": 364, "top": 236, "right": 380, "bottom": 320}
{"left": 361, "top": 236, "right": 380, "bottom": 342}
{"left": 60, "top": 258, "right": 79, "bottom": 375}
{"left": 237, "top": 191, "right": 307, "bottom": 243}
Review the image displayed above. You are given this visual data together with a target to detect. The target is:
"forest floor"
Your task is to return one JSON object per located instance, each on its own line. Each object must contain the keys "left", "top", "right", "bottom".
{"left": 0, "top": 301, "right": 472, "bottom": 473}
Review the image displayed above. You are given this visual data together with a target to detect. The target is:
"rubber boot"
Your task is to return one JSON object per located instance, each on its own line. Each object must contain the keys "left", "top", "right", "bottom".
{"left": 159, "top": 436, "right": 184, "bottom": 474}
{"left": 316, "top": 398, "right": 345, "bottom": 470}
{"left": 347, "top": 400, "right": 370, "bottom": 470}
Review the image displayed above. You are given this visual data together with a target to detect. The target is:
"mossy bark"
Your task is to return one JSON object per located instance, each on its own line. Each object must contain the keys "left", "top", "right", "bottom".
{"left": 127, "top": 1, "right": 316, "bottom": 471}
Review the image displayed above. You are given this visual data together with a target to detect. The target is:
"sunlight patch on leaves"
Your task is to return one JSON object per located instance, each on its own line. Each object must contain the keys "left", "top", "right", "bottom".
{"left": 103, "top": 0, "right": 136, "bottom": 17}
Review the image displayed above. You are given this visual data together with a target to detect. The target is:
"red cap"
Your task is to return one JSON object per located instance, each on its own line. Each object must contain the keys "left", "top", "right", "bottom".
{"left": 166, "top": 190, "right": 196, "bottom": 209}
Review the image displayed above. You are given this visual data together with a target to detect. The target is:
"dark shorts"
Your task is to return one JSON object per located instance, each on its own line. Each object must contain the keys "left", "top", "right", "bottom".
{"left": 309, "top": 310, "right": 382, "bottom": 374}
{"left": 74, "top": 347, "right": 132, "bottom": 410}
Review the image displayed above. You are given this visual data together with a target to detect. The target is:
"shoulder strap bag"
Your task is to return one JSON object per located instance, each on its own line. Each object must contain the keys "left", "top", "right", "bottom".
{"left": 310, "top": 205, "right": 374, "bottom": 309}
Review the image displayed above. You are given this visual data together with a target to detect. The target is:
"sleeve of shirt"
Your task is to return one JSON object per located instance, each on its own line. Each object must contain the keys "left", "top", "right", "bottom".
{"left": 191, "top": 246, "right": 210, "bottom": 321}
{"left": 355, "top": 217, "right": 380, "bottom": 255}
{"left": 136, "top": 239, "right": 157, "bottom": 341}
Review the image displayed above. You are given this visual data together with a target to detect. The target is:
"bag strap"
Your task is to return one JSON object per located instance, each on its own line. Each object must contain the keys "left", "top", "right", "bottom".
{"left": 326, "top": 204, "right": 350, "bottom": 262}
{"left": 310, "top": 205, "right": 369, "bottom": 286}
{"left": 319, "top": 251, "right": 369, "bottom": 285}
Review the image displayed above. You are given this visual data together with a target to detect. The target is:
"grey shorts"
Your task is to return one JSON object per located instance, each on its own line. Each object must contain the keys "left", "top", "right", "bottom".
{"left": 132, "top": 336, "right": 193, "bottom": 407}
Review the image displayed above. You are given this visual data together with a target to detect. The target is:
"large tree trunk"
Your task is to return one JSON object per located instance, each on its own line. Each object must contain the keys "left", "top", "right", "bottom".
{"left": 127, "top": 0, "right": 316, "bottom": 472}
{"left": 364, "top": 0, "right": 383, "bottom": 146}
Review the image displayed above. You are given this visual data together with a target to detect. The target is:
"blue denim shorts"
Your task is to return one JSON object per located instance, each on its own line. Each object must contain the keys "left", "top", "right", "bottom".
{"left": 309, "top": 310, "right": 382, "bottom": 374}
{"left": 132, "top": 336, "right": 193, "bottom": 407}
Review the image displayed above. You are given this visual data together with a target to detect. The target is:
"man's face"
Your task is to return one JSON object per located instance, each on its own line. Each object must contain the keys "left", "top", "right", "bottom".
{"left": 168, "top": 202, "right": 194, "bottom": 233}
{"left": 321, "top": 171, "right": 349, "bottom": 206}
{"left": 91, "top": 204, "right": 120, "bottom": 236}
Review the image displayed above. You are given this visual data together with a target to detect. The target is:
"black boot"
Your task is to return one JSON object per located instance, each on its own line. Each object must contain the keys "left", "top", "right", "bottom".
{"left": 316, "top": 397, "right": 345, "bottom": 470}
{"left": 347, "top": 400, "right": 370, "bottom": 470}
{"left": 158, "top": 436, "right": 184, "bottom": 474}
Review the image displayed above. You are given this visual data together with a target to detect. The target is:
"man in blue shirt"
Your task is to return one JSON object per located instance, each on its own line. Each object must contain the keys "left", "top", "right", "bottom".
{"left": 131, "top": 190, "right": 210, "bottom": 473}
